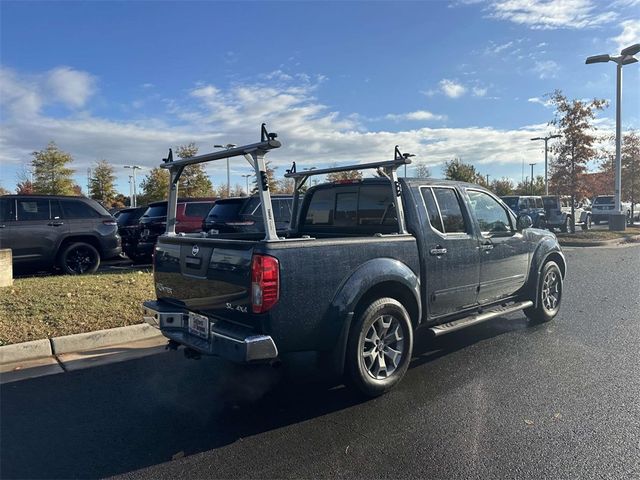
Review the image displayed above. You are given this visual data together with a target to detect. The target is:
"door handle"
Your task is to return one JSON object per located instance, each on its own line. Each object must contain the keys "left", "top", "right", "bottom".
{"left": 48, "top": 221, "right": 64, "bottom": 227}
{"left": 429, "top": 246, "right": 447, "bottom": 256}
{"left": 480, "top": 242, "right": 494, "bottom": 252}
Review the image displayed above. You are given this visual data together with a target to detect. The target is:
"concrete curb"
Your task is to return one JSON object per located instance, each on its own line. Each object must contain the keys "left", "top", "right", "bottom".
{"left": 0, "top": 324, "right": 161, "bottom": 360}
{"left": 51, "top": 323, "right": 161, "bottom": 354}
{"left": 558, "top": 234, "right": 640, "bottom": 247}
{"left": 0, "top": 339, "right": 52, "bottom": 364}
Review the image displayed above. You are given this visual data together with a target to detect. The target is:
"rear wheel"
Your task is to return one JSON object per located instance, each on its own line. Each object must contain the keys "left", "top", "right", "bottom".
{"left": 560, "top": 216, "right": 571, "bottom": 233}
{"left": 59, "top": 242, "right": 100, "bottom": 275}
{"left": 346, "top": 297, "right": 413, "bottom": 397}
{"left": 524, "top": 261, "right": 562, "bottom": 324}
{"left": 581, "top": 215, "right": 591, "bottom": 231}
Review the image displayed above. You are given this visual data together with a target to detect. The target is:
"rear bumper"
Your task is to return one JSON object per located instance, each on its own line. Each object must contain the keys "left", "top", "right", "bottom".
{"left": 142, "top": 300, "right": 278, "bottom": 363}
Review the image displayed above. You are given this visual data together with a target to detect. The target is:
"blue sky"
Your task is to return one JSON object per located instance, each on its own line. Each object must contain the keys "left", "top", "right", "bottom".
{"left": 1, "top": 0, "right": 639, "bottom": 194}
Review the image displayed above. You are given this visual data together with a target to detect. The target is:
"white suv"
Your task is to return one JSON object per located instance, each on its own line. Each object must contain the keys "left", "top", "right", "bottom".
{"left": 591, "top": 195, "right": 632, "bottom": 225}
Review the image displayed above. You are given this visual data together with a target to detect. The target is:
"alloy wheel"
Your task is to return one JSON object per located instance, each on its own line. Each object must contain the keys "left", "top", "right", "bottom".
{"left": 362, "top": 314, "right": 405, "bottom": 380}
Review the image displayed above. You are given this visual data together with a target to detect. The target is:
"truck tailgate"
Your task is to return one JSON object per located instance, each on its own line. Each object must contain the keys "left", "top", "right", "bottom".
{"left": 153, "top": 236, "right": 255, "bottom": 323}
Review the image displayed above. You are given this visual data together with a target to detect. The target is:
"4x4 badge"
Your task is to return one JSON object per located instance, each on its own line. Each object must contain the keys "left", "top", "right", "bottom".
{"left": 191, "top": 245, "right": 199, "bottom": 256}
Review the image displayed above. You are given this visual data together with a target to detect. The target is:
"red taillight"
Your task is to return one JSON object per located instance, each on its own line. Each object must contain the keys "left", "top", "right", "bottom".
{"left": 251, "top": 254, "right": 279, "bottom": 314}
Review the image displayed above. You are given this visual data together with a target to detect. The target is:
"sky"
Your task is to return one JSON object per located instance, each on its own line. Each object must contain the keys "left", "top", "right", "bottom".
{"left": 1, "top": 0, "right": 639, "bottom": 195}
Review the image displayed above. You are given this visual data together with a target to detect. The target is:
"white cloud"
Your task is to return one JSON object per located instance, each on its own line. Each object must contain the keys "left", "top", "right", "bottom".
{"left": 528, "top": 96, "right": 554, "bottom": 108}
{"left": 47, "top": 67, "right": 97, "bottom": 109}
{"left": 489, "top": 0, "right": 617, "bottom": 30}
{"left": 385, "top": 110, "right": 445, "bottom": 122}
{"left": 439, "top": 79, "right": 467, "bottom": 98}
{"left": 472, "top": 87, "right": 488, "bottom": 97}
{"left": 611, "top": 19, "right": 640, "bottom": 52}
{"left": 532, "top": 60, "right": 559, "bottom": 79}
{"left": 0, "top": 65, "right": 590, "bottom": 188}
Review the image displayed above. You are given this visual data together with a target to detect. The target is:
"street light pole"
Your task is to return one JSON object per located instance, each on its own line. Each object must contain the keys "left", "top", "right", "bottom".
{"left": 529, "top": 163, "right": 536, "bottom": 194}
{"left": 124, "top": 165, "right": 142, "bottom": 207}
{"left": 241, "top": 174, "right": 251, "bottom": 195}
{"left": 586, "top": 43, "right": 639, "bottom": 230}
{"left": 214, "top": 143, "right": 237, "bottom": 197}
{"left": 531, "top": 134, "right": 561, "bottom": 195}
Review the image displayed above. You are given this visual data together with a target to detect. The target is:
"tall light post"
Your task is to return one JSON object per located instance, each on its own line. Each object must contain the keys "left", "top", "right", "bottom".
{"left": 214, "top": 143, "right": 237, "bottom": 197}
{"left": 529, "top": 163, "right": 536, "bottom": 194}
{"left": 124, "top": 165, "right": 142, "bottom": 207}
{"left": 586, "top": 43, "right": 639, "bottom": 231}
{"left": 241, "top": 174, "right": 252, "bottom": 195}
{"left": 531, "top": 134, "right": 561, "bottom": 195}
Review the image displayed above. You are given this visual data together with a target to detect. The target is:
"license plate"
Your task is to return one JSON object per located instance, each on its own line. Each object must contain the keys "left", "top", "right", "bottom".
{"left": 208, "top": 229, "right": 219, "bottom": 235}
{"left": 188, "top": 312, "right": 209, "bottom": 339}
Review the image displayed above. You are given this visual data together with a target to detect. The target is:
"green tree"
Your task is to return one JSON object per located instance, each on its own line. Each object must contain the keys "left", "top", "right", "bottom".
{"left": 175, "top": 143, "right": 214, "bottom": 198}
{"left": 413, "top": 162, "right": 431, "bottom": 178}
{"left": 515, "top": 175, "right": 545, "bottom": 195}
{"left": 548, "top": 90, "right": 607, "bottom": 202}
{"left": 443, "top": 157, "right": 478, "bottom": 182}
{"left": 31, "top": 142, "right": 76, "bottom": 195}
{"left": 489, "top": 177, "right": 515, "bottom": 196}
{"left": 89, "top": 160, "right": 117, "bottom": 207}
{"left": 139, "top": 167, "right": 169, "bottom": 204}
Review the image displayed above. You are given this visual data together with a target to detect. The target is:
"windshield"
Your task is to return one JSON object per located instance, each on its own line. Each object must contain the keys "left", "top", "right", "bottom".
{"left": 501, "top": 197, "right": 519, "bottom": 209}
{"left": 594, "top": 196, "right": 614, "bottom": 205}
{"left": 206, "top": 199, "right": 244, "bottom": 221}
{"left": 144, "top": 204, "right": 167, "bottom": 217}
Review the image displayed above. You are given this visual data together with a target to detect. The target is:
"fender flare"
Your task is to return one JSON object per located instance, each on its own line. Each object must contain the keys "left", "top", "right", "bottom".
{"left": 324, "top": 258, "right": 421, "bottom": 376}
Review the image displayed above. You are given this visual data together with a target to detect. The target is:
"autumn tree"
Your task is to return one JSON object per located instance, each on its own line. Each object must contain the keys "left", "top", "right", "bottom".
{"left": 326, "top": 168, "right": 363, "bottom": 183}
{"left": 443, "top": 157, "right": 478, "bottom": 183}
{"left": 0, "top": 186, "right": 10, "bottom": 195}
{"left": 600, "top": 130, "right": 640, "bottom": 219}
{"left": 89, "top": 160, "right": 117, "bottom": 207}
{"left": 413, "top": 162, "right": 431, "bottom": 178}
{"left": 489, "top": 177, "right": 515, "bottom": 196}
{"left": 31, "top": 142, "right": 76, "bottom": 195}
{"left": 547, "top": 90, "right": 607, "bottom": 221}
{"left": 175, "top": 143, "right": 214, "bottom": 198}
{"left": 14, "top": 165, "right": 34, "bottom": 194}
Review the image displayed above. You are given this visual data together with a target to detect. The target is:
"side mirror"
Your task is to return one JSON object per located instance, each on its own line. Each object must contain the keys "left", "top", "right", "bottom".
{"left": 517, "top": 214, "right": 533, "bottom": 230}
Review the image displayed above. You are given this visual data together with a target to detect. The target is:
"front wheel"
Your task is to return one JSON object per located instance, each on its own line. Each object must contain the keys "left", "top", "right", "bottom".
{"left": 581, "top": 215, "right": 592, "bottom": 231}
{"left": 59, "top": 242, "right": 100, "bottom": 275}
{"left": 346, "top": 298, "right": 413, "bottom": 397}
{"left": 524, "top": 261, "right": 563, "bottom": 324}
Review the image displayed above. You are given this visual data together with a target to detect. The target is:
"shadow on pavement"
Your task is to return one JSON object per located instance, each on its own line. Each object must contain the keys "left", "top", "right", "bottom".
{"left": 0, "top": 314, "right": 530, "bottom": 479}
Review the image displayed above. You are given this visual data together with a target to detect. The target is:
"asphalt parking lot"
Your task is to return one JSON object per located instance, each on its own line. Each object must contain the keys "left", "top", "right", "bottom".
{"left": 1, "top": 244, "right": 639, "bottom": 480}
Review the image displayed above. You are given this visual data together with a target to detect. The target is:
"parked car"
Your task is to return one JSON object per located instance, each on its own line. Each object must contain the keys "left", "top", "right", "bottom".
{"left": 500, "top": 195, "right": 547, "bottom": 228}
{"left": 133, "top": 198, "right": 216, "bottom": 260}
{"left": 143, "top": 134, "right": 566, "bottom": 397}
{"left": 116, "top": 206, "right": 148, "bottom": 262}
{"left": 202, "top": 195, "right": 293, "bottom": 234}
{"left": 591, "top": 195, "right": 632, "bottom": 224}
{"left": 0, "top": 195, "right": 121, "bottom": 274}
{"left": 542, "top": 195, "right": 591, "bottom": 232}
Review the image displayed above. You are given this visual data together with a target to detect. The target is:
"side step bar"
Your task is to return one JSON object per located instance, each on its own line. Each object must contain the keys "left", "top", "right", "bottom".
{"left": 428, "top": 301, "right": 533, "bottom": 337}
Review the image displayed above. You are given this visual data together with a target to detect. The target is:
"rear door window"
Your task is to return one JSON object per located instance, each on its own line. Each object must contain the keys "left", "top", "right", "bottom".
{"left": 16, "top": 199, "right": 50, "bottom": 221}
{"left": 0, "top": 199, "right": 16, "bottom": 222}
{"left": 432, "top": 188, "right": 468, "bottom": 234}
{"left": 60, "top": 200, "right": 101, "bottom": 219}
{"left": 421, "top": 188, "right": 444, "bottom": 233}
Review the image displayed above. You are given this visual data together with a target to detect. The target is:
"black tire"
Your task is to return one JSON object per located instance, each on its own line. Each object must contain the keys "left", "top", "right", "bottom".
{"left": 581, "top": 215, "right": 591, "bottom": 231}
{"left": 560, "top": 216, "right": 570, "bottom": 233}
{"left": 345, "top": 297, "right": 413, "bottom": 397}
{"left": 59, "top": 242, "right": 100, "bottom": 275}
{"left": 537, "top": 216, "right": 547, "bottom": 229}
{"left": 524, "top": 261, "right": 563, "bottom": 324}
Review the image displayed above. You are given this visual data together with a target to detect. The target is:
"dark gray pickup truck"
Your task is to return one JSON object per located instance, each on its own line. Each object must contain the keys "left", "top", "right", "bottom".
{"left": 143, "top": 125, "right": 566, "bottom": 397}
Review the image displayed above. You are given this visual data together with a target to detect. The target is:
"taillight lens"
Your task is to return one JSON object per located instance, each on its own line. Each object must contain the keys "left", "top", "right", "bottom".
{"left": 251, "top": 254, "right": 279, "bottom": 313}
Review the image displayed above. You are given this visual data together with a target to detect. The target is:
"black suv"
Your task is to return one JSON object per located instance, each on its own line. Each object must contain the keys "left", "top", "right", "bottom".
{"left": 202, "top": 195, "right": 293, "bottom": 234}
{"left": 0, "top": 195, "right": 121, "bottom": 274}
{"left": 116, "top": 206, "right": 148, "bottom": 262}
